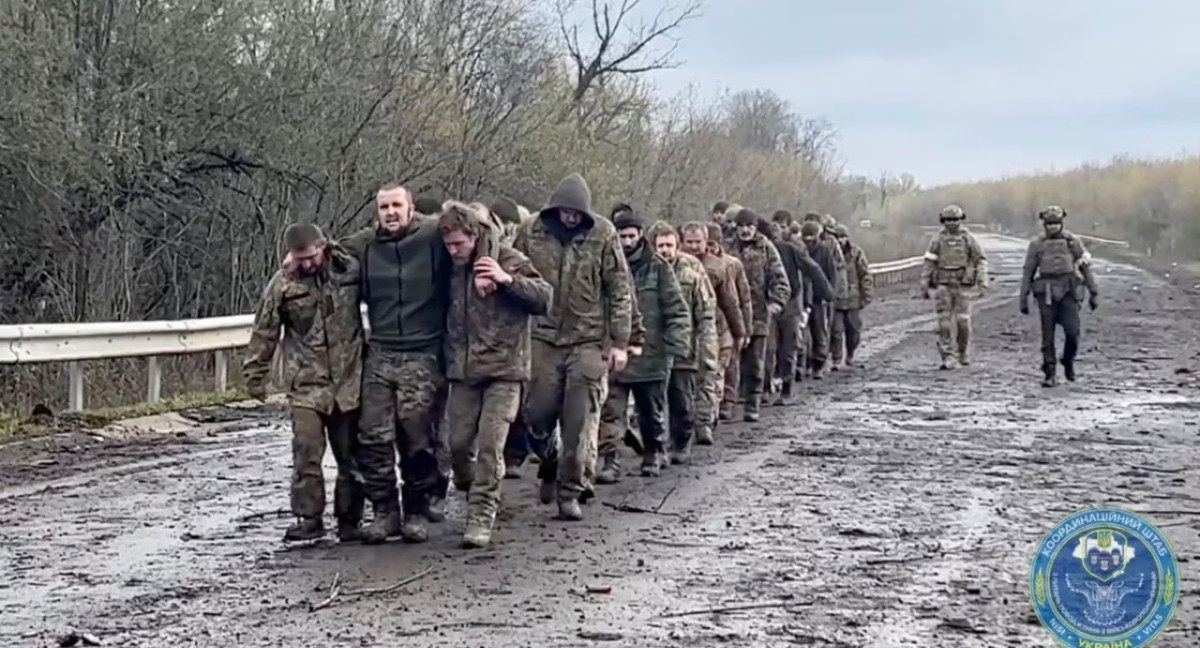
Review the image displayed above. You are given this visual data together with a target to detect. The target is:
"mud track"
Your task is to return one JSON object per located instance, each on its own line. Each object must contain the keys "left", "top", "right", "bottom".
{"left": 2, "top": 235, "right": 1198, "bottom": 647}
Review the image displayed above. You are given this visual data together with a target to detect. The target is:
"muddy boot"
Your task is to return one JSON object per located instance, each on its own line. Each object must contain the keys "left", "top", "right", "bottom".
{"left": 669, "top": 447, "right": 691, "bottom": 465}
{"left": 718, "top": 405, "right": 734, "bottom": 422}
{"left": 503, "top": 459, "right": 522, "bottom": 479}
{"left": 557, "top": 498, "right": 583, "bottom": 521}
{"left": 360, "top": 506, "right": 403, "bottom": 545}
{"left": 773, "top": 382, "right": 795, "bottom": 407}
{"left": 830, "top": 361, "right": 841, "bottom": 372}
{"left": 743, "top": 397, "right": 760, "bottom": 422}
{"left": 845, "top": 355, "right": 856, "bottom": 368}
{"left": 938, "top": 356, "right": 953, "bottom": 370}
{"left": 462, "top": 524, "right": 492, "bottom": 548}
{"left": 640, "top": 452, "right": 662, "bottom": 477}
{"left": 284, "top": 516, "right": 325, "bottom": 542}
{"left": 1041, "top": 363, "right": 1057, "bottom": 388}
{"left": 336, "top": 521, "right": 363, "bottom": 543}
{"left": 1062, "top": 359, "right": 1076, "bottom": 382}
{"left": 539, "top": 479, "right": 556, "bottom": 504}
{"left": 423, "top": 495, "right": 447, "bottom": 523}
{"left": 695, "top": 425, "right": 714, "bottom": 446}
{"left": 958, "top": 350, "right": 970, "bottom": 366}
{"left": 595, "top": 452, "right": 620, "bottom": 484}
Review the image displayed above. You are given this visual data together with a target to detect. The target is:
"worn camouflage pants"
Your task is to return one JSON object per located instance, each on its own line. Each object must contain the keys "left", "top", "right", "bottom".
{"left": 445, "top": 380, "right": 521, "bottom": 530}
{"left": 359, "top": 346, "right": 444, "bottom": 516}
{"left": 667, "top": 369, "right": 697, "bottom": 451}
{"left": 807, "top": 302, "right": 830, "bottom": 371}
{"left": 830, "top": 308, "right": 863, "bottom": 363}
{"left": 600, "top": 380, "right": 667, "bottom": 465}
{"left": 721, "top": 344, "right": 740, "bottom": 416}
{"left": 738, "top": 334, "right": 769, "bottom": 410}
{"left": 526, "top": 340, "right": 606, "bottom": 501}
{"left": 934, "top": 285, "right": 973, "bottom": 359}
{"left": 290, "top": 406, "right": 364, "bottom": 526}
{"left": 705, "top": 346, "right": 734, "bottom": 426}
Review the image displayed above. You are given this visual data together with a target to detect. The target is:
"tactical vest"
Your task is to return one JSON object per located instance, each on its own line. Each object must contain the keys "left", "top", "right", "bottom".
{"left": 938, "top": 233, "right": 970, "bottom": 270}
{"left": 1038, "top": 237, "right": 1075, "bottom": 275}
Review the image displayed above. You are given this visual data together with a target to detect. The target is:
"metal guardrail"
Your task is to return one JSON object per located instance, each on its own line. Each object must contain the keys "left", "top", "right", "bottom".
{"left": 0, "top": 254, "right": 923, "bottom": 411}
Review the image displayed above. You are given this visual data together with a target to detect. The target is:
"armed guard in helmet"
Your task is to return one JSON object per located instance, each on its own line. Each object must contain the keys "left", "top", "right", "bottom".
{"left": 920, "top": 205, "right": 989, "bottom": 369}
{"left": 1019, "top": 205, "right": 1099, "bottom": 387}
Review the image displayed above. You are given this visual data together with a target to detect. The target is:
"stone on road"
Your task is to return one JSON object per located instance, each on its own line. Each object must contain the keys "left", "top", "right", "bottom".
{"left": 1, "top": 234, "right": 1197, "bottom": 647}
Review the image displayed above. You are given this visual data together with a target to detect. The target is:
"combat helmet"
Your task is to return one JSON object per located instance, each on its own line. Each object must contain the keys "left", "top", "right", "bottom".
{"left": 939, "top": 204, "right": 966, "bottom": 222}
{"left": 1038, "top": 205, "right": 1067, "bottom": 223}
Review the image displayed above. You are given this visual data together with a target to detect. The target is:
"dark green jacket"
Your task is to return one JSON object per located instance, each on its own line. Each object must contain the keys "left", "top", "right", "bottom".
{"left": 614, "top": 242, "right": 691, "bottom": 384}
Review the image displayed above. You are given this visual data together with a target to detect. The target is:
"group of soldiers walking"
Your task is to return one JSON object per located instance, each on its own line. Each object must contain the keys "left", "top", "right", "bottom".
{"left": 241, "top": 171, "right": 1101, "bottom": 550}
{"left": 242, "top": 174, "right": 876, "bottom": 549}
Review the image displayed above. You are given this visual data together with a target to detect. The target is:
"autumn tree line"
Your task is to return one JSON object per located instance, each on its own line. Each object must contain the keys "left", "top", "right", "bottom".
{"left": 1, "top": 0, "right": 1191, "bottom": 413}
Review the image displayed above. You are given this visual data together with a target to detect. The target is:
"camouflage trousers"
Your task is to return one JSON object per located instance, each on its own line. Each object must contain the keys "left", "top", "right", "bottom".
{"left": 720, "top": 344, "right": 739, "bottom": 417}
{"left": 934, "top": 284, "right": 973, "bottom": 359}
{"left": 445, "top": 379, "right": 521, "bottom": 530}
{"left": 706, "top": 346, "right": 734, "bottom": 426}
{"left": 830, "top": 308, "right": 863, "bottom": 364}
{"left": 290, "top": 406, "right": 364, "bottom": 526}
{"left": 738, "top": 334, "right": 769, "bottom": 412}
{"left": 526, "top": 340, "right": 607, "bottom": 501}
{"left": 600, "top": 379, "right": 667, "bottom": 468}
{"left": 667, "top": 369, "right": 697, "bottom": 452}
{"left": 359, "top": 346, "right": 445, "bottom": 516}
{"left": 807, "top": 302, "right": 830, "bottom": 371}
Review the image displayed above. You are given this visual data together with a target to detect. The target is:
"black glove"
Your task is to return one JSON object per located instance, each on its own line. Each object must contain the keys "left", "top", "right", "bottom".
{"left": 1089, "top": 293, "right": 1099, "bottom": 311}
{"left": 1019, "top": 299, "right": 1029, "bottom": 315}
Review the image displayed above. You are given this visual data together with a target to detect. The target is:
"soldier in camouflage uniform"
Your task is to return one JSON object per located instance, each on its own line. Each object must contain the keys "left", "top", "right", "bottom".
{"left": 650, "top": 222, "right": 718, "bottom": 464}
{"left": 921, "top": 204, "right": 989, "bottom": 369}
{"left": 513, "top": 174, "right": 635, "bottom": 520}
{"left": 830, "top": 224, "right": 873, "bottom": 369}
{"left": 730, "top": 208, "right": 791, "bottom": 421}
{"left": 679, "top": 222, "right": 745, "bottom": 445}
{"left": 1019, "top": 205, "right": 1099, "bottom": 387}
{"left": 705, "top": 222, "right": 753, "bottom": 421}
{"left": 596, "top": 212, "right": 690, "bottom": 480}
{"left": 244, "top": 224, "right": 366, "bottom": 543}
{"left": 438, "top": 202, "right": 552, "bottom": 547}
{"left": 339, "top": 184, "right": 453, "bottom": 544}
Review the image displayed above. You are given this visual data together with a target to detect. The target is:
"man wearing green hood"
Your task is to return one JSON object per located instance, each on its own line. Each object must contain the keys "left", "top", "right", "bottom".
{"left": 513, "top": 174, "right": 636, "bottom": 521}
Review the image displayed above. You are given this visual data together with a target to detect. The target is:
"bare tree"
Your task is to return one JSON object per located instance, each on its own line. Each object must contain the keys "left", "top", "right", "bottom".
{"left": 556, "top": 0, "right": 702, "bottom": 103}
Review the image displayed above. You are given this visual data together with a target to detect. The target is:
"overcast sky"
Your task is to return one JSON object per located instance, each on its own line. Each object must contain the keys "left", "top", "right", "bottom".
{"left": 648, "top": 0, "right": 1200, "bottom": 186}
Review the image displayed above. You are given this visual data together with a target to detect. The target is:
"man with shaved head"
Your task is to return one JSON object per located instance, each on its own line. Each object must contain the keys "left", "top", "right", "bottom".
{"left": 336, "top": 182, "right": 455, "bottom": 544}
{"left": 245, "top": 223, "right": 366, "bottom": 543}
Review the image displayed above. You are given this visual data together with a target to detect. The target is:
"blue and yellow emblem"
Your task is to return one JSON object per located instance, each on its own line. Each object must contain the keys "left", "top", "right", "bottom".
{"left": 1030, "top": 507, "right": 1180, "bottom": 648}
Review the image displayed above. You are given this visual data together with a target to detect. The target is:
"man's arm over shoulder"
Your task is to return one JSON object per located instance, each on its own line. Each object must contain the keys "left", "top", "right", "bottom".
{"left": 713, "top": 260, "right": 745, "bottom": 340}
{"left": 798, "top": 249, "right": 832, "bottom": 303}
{"left": 337, "top": 227, "right": 375, "bottom": 260}
{"left": 499, "top": 246, "right": 553, "bottom": 316}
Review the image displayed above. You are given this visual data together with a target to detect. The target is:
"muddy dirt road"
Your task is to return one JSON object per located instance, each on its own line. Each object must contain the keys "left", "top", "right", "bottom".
{"left": 2, "top": 234, "right": 1198, "bottom": 647}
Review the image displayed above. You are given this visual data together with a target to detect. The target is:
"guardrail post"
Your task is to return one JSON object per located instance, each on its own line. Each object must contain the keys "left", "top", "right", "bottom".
{"left": 214, "top": 349, "right": 228, "bottom": 392}
{"left": 147, "top": 356, "right": 162, "bottom": 404}
{"left": 68, "top": 361, "right": 84, "bottom": 411}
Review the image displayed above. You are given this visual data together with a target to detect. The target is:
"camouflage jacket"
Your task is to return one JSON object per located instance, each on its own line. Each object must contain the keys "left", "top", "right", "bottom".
{"left": 514, "top": 212, "right": 634, "bottom": 349}
{"left": 669, "top": 253, "right": 719, "bottom": 373}
{"left": 733, "top": 232, "right": 791, "bottom": 336}
{"left": 722, "top": 252, "right": 754, "bottom": 342}
{"left": 1019, "top": 231, "right": 1098, "bottom": 304}
{"left": 445, "top": 243, "right": 553, "bottom": 384}
{"left": 699, "top": 251, "right": 747, "bottom": 348}
{"left": 243, "top": 247, "right": 365, "bottom": 414}
{"left": 615, "top": 242, "right": 691, "bottom": 384}
{"left": 922, "top": 229, "right": 989, "bottom": 289}
{"left": 836, "top": 243, "right": 874, "bottom": 310}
